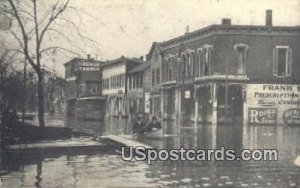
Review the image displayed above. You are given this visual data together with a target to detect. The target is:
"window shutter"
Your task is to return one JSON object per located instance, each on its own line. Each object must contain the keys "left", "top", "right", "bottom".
{"left": 273, "top": 48, "right": 278, "bottom": 76}
{"left": 287, "top": 49, "right": 292, "bottom": 76}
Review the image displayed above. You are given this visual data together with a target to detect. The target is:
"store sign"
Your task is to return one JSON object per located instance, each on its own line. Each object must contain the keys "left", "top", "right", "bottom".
{"left": 248, "top": 108, "right": 277, "bottom": 125}
{"left": 283, "top": 109, "right": 300, "bottom": 125}
{"left": 246, "top": 84, "right": 300, "bottom": 125}
{"left": 144, "top": 92, "right": 150, "bottom": 113}
{"left": 185, "top": 90, "right": 191, "bottom": 99}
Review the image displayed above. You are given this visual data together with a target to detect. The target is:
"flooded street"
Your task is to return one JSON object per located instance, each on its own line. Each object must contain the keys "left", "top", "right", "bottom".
{"left": 1, "top": 116, "right": 300, "bottom": 187}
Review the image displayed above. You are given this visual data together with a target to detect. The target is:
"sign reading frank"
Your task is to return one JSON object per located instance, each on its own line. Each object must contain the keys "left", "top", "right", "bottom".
{"left": 246, "top": 84, "right": 300, "bottom": 125}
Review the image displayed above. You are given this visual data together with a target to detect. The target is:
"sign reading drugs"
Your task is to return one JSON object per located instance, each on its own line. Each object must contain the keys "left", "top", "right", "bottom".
{"left": 246, "top": 84, "right": 300, "bottom": 125}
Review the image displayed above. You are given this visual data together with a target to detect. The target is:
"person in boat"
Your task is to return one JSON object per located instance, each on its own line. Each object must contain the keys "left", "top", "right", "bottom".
{"left": 134, "top": 115, "right": 162, "bottom": 134}
{"left": 150, "top": 116, "right": 161, "bottom": 129}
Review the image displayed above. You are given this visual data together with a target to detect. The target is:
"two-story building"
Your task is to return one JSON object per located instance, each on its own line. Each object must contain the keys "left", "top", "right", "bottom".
{"left": 102, "top": 56, "right": 143, "bottom": 118}
{"left": 160, "top": 10, "right": 300, "bottom": 125}
{"left": 126, "top": 61, "right": 151, "bottom": 118}
{"left": 146, "top": 42, "right": 163, "bottom": 119}
{"left": 64, "top": 56, "right": 104, "bottom": 119}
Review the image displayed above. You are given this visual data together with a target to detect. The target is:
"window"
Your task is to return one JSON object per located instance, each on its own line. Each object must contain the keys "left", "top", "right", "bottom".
{"left": 81, "top": 83, "right": 86, "bottom": 94}
{"left": 197, "top": 49, "right": 202, "bottom": 77}
{"left": 168, "top": 58, "right": 173, "bottom": 81}
{"left": 177, "top": 57, "right": 183, "bottom": 79}
{"left": 187, "top": 51, "right": 194, "bottom": 77}
{"left": 156, "top": 68, "right": 160, "bottom": 83}
{"left": 140, "top": 74, "right": 143, "bottom": 88}
{"left": 129, "top": 75, "right": 132, "bottom": 89}
{"left": 200, "top": 45, "right": 212, "bottom": 76}
{"left": 273, "top": 46, "right": 292, "bottom": 77}
{"left": 152, "top": 69, "right": 155, "bottom": 85}
{"left": 90, "top": 85, "right": 97, "bottom": 94}
{"left": 234, "top": 44, "right": 248, "bottom": 75}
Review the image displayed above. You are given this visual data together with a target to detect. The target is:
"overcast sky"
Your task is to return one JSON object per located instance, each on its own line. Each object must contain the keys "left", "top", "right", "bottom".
{"left": 4, "top": 0, "right": 300, "bottom": 76}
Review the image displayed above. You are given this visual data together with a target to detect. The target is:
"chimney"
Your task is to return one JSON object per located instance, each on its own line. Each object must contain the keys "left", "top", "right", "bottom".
{"left": 221, "top": 18, "right": 231, "bottom": 25}
{"left": 87, "top": 54, "right": 91, "bottom": 60}
{"left": 266, "top": 9, "right": 272, "bottom": 26}
{"left": 185, "top": 25, "right": 190, "bottom": 34}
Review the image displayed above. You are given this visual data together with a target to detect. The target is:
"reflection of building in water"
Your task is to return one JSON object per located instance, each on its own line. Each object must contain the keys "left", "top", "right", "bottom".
{"left": 158, "top": 10, "right": 300, "bottom": 125}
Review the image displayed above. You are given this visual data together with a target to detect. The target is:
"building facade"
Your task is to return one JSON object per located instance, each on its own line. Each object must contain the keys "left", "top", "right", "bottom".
{"left": 102, "top": 56, "right": 143, "bottom": 118}
{"left": 146, "top": 42, "right": 163, "bottom": 119}
{"left": 126, "top": 62, "right": 151, "bottom": 118}
{"left": 64, "top": 56, "right": 103, "bottom": 117}
{"left": 160, "top": 11, "right": 300, "bottom": 125}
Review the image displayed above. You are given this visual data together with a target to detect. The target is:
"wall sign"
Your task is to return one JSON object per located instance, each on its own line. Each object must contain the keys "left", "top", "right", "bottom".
{"left": 185, "top": 90, "right": 191, "bottom": 99}
{"left": 248, "top": 108, "right": 277, "bottom": 125}
{"left": 245, "top": 84, "right": 300, "bottom": 125}
{"left": 144, "top": 92, "right": 150, "bottom": 113}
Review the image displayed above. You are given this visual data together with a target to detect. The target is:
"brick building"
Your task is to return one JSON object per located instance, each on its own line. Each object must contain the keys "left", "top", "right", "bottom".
{"left": 160, "top": 10, "right": 300, "bottom": 125}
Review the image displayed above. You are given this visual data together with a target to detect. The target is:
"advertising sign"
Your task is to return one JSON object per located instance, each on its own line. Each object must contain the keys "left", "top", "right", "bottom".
{"left": 246, "top": 84, "right": 300, "bottom": 125}
{"left": 144, "top": 92, "right": 150, "bottom": 113}
{"left": 185, "top": 90, "right": 191, "bottom": 99}
{"left": 248, "top": 108, "right": 277, "bottom": 125}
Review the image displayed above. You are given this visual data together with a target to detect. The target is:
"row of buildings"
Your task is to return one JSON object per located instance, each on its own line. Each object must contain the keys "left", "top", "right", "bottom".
{"left": 64, "top": 10, "right": 300, "bottom": 126}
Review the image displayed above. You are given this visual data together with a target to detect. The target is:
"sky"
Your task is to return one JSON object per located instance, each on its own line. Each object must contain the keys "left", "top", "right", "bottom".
{"left": 2, "top": 0, "right": 300, "bottom": 76}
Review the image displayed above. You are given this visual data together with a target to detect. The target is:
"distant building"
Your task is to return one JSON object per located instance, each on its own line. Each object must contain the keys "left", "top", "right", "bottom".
{"left": 146, "top": 42, "right": 163, "bottom": 119}
{"left": 64, "top": 56, "right": 104, "bottom": 117}
{"left": 101, "top": 56, "right": 143, "bottom": 117}
{"left": 160, "top": 10, "right": 300, "bottom": 125}
{"left": 127, "top": 61, "right": 151, "bottom": 117}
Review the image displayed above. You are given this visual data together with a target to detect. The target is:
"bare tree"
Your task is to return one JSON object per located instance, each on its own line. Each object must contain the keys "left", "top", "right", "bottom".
{"left": 1, "top": 0, "right": 88, "bottom": 127}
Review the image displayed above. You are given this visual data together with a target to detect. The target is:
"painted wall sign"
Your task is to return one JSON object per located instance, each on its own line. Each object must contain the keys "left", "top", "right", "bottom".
{"left": 185, "top": 90, "right": 191, "bottom": 99}
{"left": 248, "top": 108, "right": 277, "bottom": 125}
{"left": 245, "top": 84, "right": 300, "bottom": 125}
{"left": 144, "top": 92, "right": 150, "bottom": 113}
{"left": 283, "top": 109, "right": 300, "bottom": 125}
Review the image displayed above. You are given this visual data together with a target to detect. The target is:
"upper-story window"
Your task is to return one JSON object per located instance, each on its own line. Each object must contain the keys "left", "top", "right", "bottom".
{"left": 152, "top": 69, "right": 155, "bottom": 85}
{"left": 90, "top": 85, "right": 97, "bottom": 94}
{"left": 177, "top": 57, "right": 183, "bottom": 79}
{"left": 273, "top": 46, "right": 292, "bottom": 77}
{"left": 156, "top": 68, "right": 160, "bottom": 83}
{"left": 234, "top": 44, "right": 248, "bottom": 75}
{"left": 186, "top": 51, "right": 194, "bottom": 78}
{"left": 168, "top": 58, "right": 173, "bottom": 81}
{"left": 197, "top": 45, "right": 212, "bottom": 77}
{"left": 81, "top": 83, "right": 86, "bottom": 94}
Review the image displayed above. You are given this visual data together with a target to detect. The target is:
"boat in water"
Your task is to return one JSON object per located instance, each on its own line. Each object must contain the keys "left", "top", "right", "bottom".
{"left": 133, "top": 117, "right": 177, "bottom": 139}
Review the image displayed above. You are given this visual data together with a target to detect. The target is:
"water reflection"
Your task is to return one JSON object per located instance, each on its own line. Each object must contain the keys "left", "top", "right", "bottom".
{"left": 1, "top": 116, "right": 300, "bottom": 187}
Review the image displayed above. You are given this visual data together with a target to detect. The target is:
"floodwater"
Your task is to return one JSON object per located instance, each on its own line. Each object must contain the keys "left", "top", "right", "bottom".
{"left": 0, "top": 115, "right": 300, "bottom": 187}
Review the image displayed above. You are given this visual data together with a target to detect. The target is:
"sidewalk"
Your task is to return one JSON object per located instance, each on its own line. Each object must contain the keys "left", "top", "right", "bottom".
{"left": 103, "top": 135, "right": 153, "bottom": 149}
